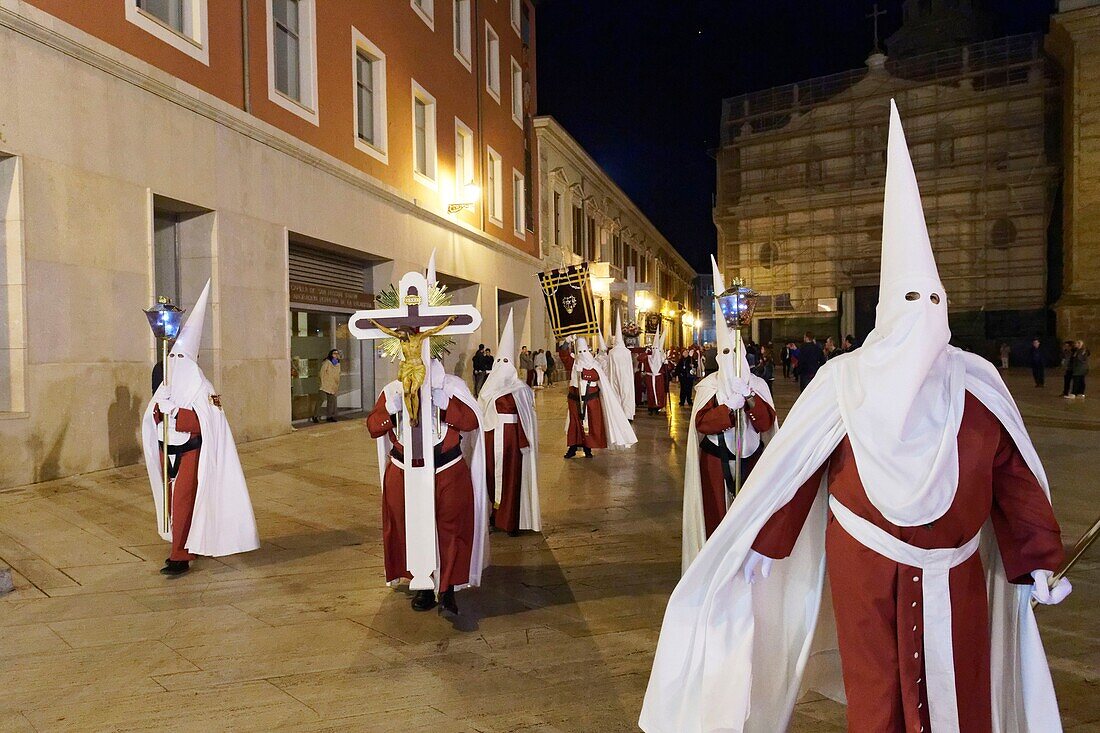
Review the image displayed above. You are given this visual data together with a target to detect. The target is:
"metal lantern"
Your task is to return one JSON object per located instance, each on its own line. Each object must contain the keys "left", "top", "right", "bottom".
{"left": 715, "top": 278, "right": 758, "bottom": 330}
{"left": 143, "top": 297, "right": 185, "bottom": 341}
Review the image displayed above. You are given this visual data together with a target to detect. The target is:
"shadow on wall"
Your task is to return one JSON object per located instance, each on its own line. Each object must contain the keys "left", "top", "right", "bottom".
{"left": 26, "top": 424, "right": 68, "bottom": 484}
{"left": 107, "top": 385, "right": 144, "bottom": 467}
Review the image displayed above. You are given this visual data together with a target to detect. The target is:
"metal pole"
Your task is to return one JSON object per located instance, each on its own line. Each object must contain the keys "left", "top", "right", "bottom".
{"left": 1032, "top": 513, "right": 1100, "bottom": 609}
{"left": 161, "top": 338, "right": 171, "bottom": 535}
{"left": 733, "top": 319, "right": 743, "bottom": 498}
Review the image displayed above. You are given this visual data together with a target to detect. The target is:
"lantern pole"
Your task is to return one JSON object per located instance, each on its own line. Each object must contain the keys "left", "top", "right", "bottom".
{"left": 160, "top": 336, "right": 171, "bottom": 535}
{"left": 144, "top": 297, "right": 184, "bottom": 537}
{"left": 733, "top": 289, "right": 744, "bottom": 498}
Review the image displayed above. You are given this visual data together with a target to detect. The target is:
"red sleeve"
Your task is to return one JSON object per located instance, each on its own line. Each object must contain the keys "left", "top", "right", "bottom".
{"left": 443, "top": 397, "right": 479, "bottom": 432}
{"left": 366, "top": 393, "right": 395, "bottom": 439}
{"left": 173, "top": 409, "right": 201, "bottom": 434}
{"left": 751, "top": 460, "right": 829, "bottom": 560}
{"left": 745, "top": 398, "right": 775, "bottom": 433}
{"left": 153, "top": 405, "right": 162, "bottom": 425}
{"left": 695, "top": 397, "right": 736, "bottom": 435}
{"left": 990, "top": 427, "right": 1065, "bottom": 583}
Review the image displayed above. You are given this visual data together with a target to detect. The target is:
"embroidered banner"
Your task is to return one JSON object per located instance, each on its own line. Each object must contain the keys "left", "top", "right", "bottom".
{"left": 538, "top": 263, "right": 598, "bottom": 338}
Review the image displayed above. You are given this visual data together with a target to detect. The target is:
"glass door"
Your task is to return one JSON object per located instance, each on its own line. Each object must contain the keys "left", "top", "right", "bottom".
{"left": 290, "top": 310, "right": 366, "bottom": 421}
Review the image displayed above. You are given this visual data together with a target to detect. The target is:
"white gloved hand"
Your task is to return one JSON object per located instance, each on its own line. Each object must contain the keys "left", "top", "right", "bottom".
{"left": 741, "top": 550, "right": 773, "bottom": 585}
{"left": 157, "top": 398, "right": 179, "bottom": 416}
{"left": 729, "top": 377, "right": 752, "bottom": 397}
{"left": 1030, "top": 569, "right": 1072, "bottom": 605}
{"left": 432, "top": 387, "right": 450, "bottom": 410}
{"left": 383, "top": 384, "right": 403, "bottom": 414}
{"left": 722, "top": 392, "right": 747, "bottom": 412}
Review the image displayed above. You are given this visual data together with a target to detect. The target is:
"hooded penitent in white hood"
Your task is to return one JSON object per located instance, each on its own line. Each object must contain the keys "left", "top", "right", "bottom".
{"left": 640, "top": 100, "right": 1063, "bottom": 733}
{"left": 595, "top": 329, "right": 611, "bottom": 374}
{"left": 570, "top": 337, "right": 637, "bottom": 448}
{"left": 681, "top": 257, "right": 777, "bottom": 571}
{"left": 608, "top": 311, "right": 636, "bottom": 420}
{"left": 141, "top": 279, "right": 260, "bottom": 556}
{"left": 477, "top": 310, "right": 541, "bottom": 531}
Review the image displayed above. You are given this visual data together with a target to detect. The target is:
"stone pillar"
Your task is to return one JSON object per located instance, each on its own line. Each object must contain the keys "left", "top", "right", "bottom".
{"left": 1048, "top": 2, "right": 1100, "bottom": 347}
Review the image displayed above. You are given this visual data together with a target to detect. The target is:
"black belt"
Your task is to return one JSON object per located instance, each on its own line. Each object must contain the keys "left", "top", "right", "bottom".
{"left": 158, "top": 436, "right": 202, "bottom": 480}
{"left": 569, "top": 387, "right": 599, "bottom": 421}
{"left": 700, "top": 437, "right": 762, "bottom": 498}
{"left": 389, "top": 443, "right": 463, "bottom": 467}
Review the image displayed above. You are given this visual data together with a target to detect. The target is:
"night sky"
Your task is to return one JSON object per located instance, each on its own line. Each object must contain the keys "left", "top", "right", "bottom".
{"left": 534, "top": 0, "right": 1056, "bottom": 272}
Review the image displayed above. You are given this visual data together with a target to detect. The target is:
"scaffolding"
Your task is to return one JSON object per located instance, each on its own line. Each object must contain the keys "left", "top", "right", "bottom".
{"left": 714, "top": 34, "right": 1061, "bottom": 347}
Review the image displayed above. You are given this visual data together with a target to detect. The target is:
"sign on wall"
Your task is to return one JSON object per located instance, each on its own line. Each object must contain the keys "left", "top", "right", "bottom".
{"left": 290, "top": 282, "right": 374, "bottom": 310}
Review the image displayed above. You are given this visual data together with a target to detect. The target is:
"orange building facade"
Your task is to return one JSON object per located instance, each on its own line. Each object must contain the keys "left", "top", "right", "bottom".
{"left": 0, "top": 0, "right": 545, "bottom": 487}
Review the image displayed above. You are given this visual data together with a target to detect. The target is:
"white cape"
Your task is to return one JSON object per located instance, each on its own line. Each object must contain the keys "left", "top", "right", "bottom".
{"left": 609, "top": 345, "right": 637, "bottom": 421}
{"left": 568, "top": 360, "right": 637, "bottom": 449}
{"left": 374, "top": 376, "right": 491, "bottom": 590}
{"left": 141, "top": 380, "right": 260, "bottom": 557}
{"left": 681, "top": 371, "right": 777, "bottom": 573}
{"left": 478, "top": 379, "right": 542, "bottom": 532}
{"left": 641, "top": 348, "right": 1061, "bottom": 733}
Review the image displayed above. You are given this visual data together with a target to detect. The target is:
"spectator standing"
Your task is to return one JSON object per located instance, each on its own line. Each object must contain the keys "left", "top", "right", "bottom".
{"left": 841, "top": 334, "right": 856, "bottom": 354}
{"left": 533, "top": 349, "right": 547, "bottom": 388}
{"left": 703, "top": 343, "right": 718, "bottom": 376}
{"left": 1061, "top": 341, "right": 1075, "bottom": 397}
{"left": 999, "top": 342, "right": 1011, "bottom": 370}
{"left": 1069, "top": 340, "right": 1089, "bottom": 399}
{"left": 1028, "top": 338, "right": 1045, "bottom": 388}
{"left": 544, "top": 349, "right": 555, "bottom": 385}
{"left": 520, "top": 346, "right": 535, "bottom": 387}
{"left": 793, "top": 332, "right": 825, "bottom": 392}
{"left": 780, "top": 343, "right": 792, "bottom": 379}
{"left": 472, "top": 344, "right": 490, "bottom": 396}
{"left": 676, "top": 350, "right": 697, "bottom": 406}
{"left": 824, "top": 336, "right": 837, "bottom": 361}
{"left": 311, "top": 349, "right": 342, "bottom": 423}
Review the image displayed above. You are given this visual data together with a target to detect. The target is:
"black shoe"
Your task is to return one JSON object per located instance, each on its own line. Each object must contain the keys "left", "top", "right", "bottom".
{"left": 160, "top": 560, "right": 190, "bottom": 576}
{"left": 583, "top": 447, "right": 592, "bottom": 458}
{"left": 326, "top": 416, "right": 338, "bottom": 423}
{"left": 310, "top": 416, "right": 320, "bottom": 424}
{"left": 508, "top": 529, "right": 521, "bottom": 537}
{"left": 440, "top": 587, "right": 459, "bottom": 615}
{"left": 411, "top": 589, "right": 438, "bottom": 612}
{"left": 564, "top": 446, "right": 578, "bottom": 459}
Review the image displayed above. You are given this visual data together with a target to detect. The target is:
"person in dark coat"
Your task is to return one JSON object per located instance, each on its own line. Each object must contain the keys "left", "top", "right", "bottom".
{"left": 793, "top": 332, "right": 825, "bottom": 392}
{"left": 676, "top": 351, "right": 698, "bottom": 406}
{"left": 1028, "top": 338, "right": 1045, "bottom": 388}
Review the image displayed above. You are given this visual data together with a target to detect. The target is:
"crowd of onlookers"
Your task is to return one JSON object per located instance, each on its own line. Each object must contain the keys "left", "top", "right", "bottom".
{"left": 472, "top": 343, "right": 557, "bottom": 395}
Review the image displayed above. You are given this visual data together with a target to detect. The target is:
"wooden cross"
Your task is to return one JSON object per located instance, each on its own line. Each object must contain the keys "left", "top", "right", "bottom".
{"left": 609, "top": 265, "right": 652, "bottom": 323}
{"left": 349, "top": 269, "right": 482, "bottom": 591}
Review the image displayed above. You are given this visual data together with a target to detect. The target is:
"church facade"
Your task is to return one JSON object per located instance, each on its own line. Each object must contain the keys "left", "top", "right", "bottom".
{"left": 715, "top": 22, "right": 1062, "bottom": 356}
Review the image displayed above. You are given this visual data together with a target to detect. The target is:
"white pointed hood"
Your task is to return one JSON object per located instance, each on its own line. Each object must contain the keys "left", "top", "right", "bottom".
{"left": 597, "top": 330, "right": 608, "bottom": 354}
{"left": 573, "top": 336, "right": 598, "bottom": 371}
{"left": 608, "top": 310, "right": 637, "bottom": 421}
{"left": 709, "top": 256, "right": 749, "bottom": 402}
{"left": 613, "top": 312, "right": 626, "bottom": 349}
{"left": 834, "top": 100, "right": 965, "bottom": 526}
{"left": 647, "top": 325, "right": 665, "bottom": 374}
{"left": 164, "top": 279, "right": 211, "bottom": 407}
{"left": 478, "top": 309, "right": 525, "bottom": 428}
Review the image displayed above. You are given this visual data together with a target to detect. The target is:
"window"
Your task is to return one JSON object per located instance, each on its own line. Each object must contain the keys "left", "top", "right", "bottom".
{"left": 411, "top": 81, "right": 438, "bottom": 186}
{"left": 487, "top": 147, "right": 504, "bottom": 225}
{"left": 512, "top": 170, "right": 526, "bottom": 236}
{"left": 572, "top": 204, "right": 584, "bottom": 256}
{"left": 510, "top": 58, "right": 523, "bottom": 126}
{"left": 267, "top": 0, "right": 319, "bottom": 125}
{"left": 553, "top": 191, "right": 562, "bottom": 246}
{"left": 485, "top": 22, "right": 500, "bottom": 102}
{"left": 352, "top": 30, "right": 388, "bottom": 163}
{"left": 126, "top": 0, "right": 209, "bottom": 64}
{"left": 411, "top": 0, "right": 434, "bottom": 29}
{"left": 586, "top": 215, "right": 596, "bottom": 261}
{"left": 154, "top": 211, "right": 183, "bottom": 306}
{"left": 454, "top": 118, "right": 475, "bottom": 198}
{"left": 453, "top": 0, "right": 472, "bottom": 69}
{"left": 510, "top": 0, "right": 522, "bottom": 36}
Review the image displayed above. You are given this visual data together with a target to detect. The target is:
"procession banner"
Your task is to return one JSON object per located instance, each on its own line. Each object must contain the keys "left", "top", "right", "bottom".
{"left": 538, "top": 263, "right": 599, "bottom": 338}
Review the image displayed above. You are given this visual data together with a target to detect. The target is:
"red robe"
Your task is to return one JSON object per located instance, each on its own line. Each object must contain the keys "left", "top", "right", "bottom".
{"left": 695, "top": 395, "right": 776, "bottom": 538}
{"left": 752, "top": 393, "right": 1064, "bottom": 733}
{"left": 484, "top": 392, "right": 529, "bottom": 533}
{"left": 558, "top": 348, "right": 574, "bottom": 374}
{"left": 154, "top": 406, "right": 201, "bottom": 562}
{"left": 642, "top": 366, "right": 667, "bottom": 409}
{"left": 367, "top": 393, "right": 479, "bottom": 590}
{"left": 566, "top": 367, "right": 607, "bottom": 449}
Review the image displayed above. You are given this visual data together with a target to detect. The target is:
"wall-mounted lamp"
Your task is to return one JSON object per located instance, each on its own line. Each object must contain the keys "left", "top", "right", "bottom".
{"left": 447, "top": 182, "right": 481, "bottom": 214}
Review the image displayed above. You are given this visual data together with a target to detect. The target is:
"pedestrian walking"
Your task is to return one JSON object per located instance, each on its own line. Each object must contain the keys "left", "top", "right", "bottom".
{"left": 534, "top": 349, "right": 547, "bottom": 388}
{"left": 999, "top": 342, "right": 1011, "bottom": 370}
{"left": 311, "top": 349, "right": 342, "bottom": 423}
{"left": 1028, "top": 338, "right": 1045, "bottom": 388}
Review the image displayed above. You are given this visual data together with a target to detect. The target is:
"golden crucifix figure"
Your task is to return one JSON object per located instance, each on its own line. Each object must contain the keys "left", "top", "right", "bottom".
{"left": 369, "top": 316, "right": 456, "bottom": 425}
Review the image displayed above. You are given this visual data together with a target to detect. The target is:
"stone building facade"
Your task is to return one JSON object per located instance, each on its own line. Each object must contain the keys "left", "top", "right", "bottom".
{"left": 714, "top": 34, "right": 1062, "bottom": 355}
{"left": 0, "top": 0, "right": 542, "bottom": 488}
{"left": 534, "top": 116, "right": 696, "bottom": 349}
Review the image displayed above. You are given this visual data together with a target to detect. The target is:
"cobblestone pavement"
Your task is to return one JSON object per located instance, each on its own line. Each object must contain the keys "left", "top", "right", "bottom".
{"left": 0, "top": 369, "right": 1096, "bottom": 731}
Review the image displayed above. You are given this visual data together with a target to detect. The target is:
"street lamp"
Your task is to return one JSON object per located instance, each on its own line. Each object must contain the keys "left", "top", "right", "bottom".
{"left": 143, "top": 296, "right": 185, "bottom": 535}
{"left": 447, "top": 182, "right": 481, "bottom": 214}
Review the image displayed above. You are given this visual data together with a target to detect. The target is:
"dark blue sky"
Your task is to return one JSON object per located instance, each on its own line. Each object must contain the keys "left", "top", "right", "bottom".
{"left": 534, "top": 0, "right": 1056, "bottom": 271}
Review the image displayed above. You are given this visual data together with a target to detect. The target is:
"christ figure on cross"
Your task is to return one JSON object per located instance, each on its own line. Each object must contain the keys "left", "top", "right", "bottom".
{"left": 369, "top": 316, "right": 456, "bottom": 425}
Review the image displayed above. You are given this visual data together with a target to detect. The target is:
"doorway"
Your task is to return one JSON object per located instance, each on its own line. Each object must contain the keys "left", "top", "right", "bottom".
{"left": 290, "top": 309, "right": 367, "bottom": 421}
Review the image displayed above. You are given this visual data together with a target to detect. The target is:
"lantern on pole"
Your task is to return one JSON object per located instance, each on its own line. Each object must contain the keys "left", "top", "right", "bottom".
{"left": 143, "top": 297, "right": 185, "bottom": 534}
{"left": 714, "top": 277, "right": 758, "bottom": 497}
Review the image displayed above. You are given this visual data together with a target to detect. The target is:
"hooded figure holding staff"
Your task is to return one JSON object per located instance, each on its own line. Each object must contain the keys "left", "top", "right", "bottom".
{"left": 641, "top": 102, "right": 1070, "bottom": 733}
